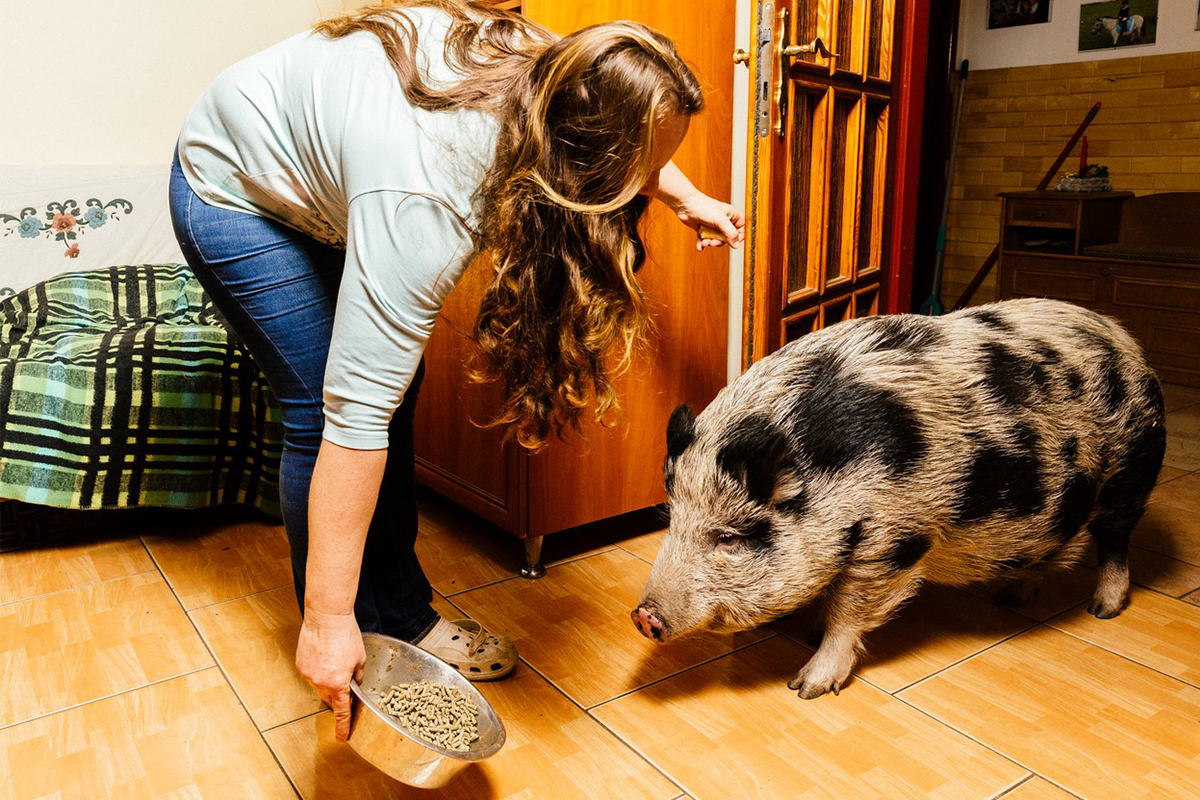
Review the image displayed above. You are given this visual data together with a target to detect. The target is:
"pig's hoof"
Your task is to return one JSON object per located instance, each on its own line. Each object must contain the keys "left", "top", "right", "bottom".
{"left": 1087, "top": 597, "right": 1125, "bottom": 619}
{"left": 787, "top": 665, "right": 849, "bottom": 699}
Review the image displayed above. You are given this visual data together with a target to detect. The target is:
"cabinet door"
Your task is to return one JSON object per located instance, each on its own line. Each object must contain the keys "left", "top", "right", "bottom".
{"left": 414, "top": 253, "right": 523, "bottom": 532}
{"left": 521, "top": 0, "right": 735, "bottom": 536}
{"left": 415, "top": 1, "right": 735, "bottom": 537}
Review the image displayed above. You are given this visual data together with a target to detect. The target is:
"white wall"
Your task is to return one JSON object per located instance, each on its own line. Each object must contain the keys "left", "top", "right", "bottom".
{"left": 959, "top": 0, "right": 1200, "bottom": 71}
{"left": 728, "top": 0, "right": 752, "bottom": 382}
{"left": 0, "top": 0, "right": 353, "bottom": 165}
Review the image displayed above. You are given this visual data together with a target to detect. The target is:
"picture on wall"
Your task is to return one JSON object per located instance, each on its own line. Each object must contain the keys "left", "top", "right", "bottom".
{"left": 1079, "top": 0, "right": 1158, "bottom": 49}
{"left": 989, "top": 0, "right": 1051, "bottom": 28}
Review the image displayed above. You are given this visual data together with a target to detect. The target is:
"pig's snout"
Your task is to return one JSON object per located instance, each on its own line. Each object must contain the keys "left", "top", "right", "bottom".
{"left": 632, "top": 605, "right": 667, "bottom": 642}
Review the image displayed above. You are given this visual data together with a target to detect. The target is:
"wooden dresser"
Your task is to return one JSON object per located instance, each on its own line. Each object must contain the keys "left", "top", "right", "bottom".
{"left": 996, "top": 190, "right": 1200, "bottom": 388}
{"left": 412, "top": 0, "right": 735, "bottom": 573}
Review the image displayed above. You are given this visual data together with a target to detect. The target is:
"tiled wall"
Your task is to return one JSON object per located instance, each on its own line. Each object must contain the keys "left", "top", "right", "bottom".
{"left": 942, "top": 51, "right": 1200, "bottom": 307}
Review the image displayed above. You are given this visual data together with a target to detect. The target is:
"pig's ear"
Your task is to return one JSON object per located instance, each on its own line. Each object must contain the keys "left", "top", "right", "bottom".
{"left": 664, "top": 403, "right": 697, "bottom": 494}
{"left": 716, "top": 415, "right": 790, "bottom": 504}
{"left": 666, "top": 404, "right": 697, "bottom": 459}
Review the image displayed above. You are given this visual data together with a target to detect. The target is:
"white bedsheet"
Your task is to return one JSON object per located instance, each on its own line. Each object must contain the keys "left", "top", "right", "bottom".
{"left": 0, "top": 165, "right": 185, "bottom": 299}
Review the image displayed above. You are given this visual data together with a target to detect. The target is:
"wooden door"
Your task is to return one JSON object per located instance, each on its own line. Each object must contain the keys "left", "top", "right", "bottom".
{"left": 744, "top": 0, "right": 902, "bottom": 363}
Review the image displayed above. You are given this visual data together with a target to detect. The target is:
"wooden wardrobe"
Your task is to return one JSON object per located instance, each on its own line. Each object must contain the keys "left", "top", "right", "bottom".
{"left": 412, "top": 0, "right": 736, "bottom": 572}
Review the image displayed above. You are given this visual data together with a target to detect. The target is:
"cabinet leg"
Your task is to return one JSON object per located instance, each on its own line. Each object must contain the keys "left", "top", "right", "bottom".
{"left": 520, "top": 536, "right": 546, "bottom": 579}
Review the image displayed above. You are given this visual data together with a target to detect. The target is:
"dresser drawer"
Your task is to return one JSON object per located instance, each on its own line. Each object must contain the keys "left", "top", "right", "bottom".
{"left": 1007, "top": 199, "right": 1077, "bottom": 228}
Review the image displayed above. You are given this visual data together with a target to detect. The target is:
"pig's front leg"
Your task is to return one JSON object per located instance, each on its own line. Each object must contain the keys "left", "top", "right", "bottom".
{"left": 789, "top": 568, "right": 923, "bottom": 699}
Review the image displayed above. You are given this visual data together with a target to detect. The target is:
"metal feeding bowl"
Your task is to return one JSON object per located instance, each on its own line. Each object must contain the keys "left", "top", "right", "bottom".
{"left": 348, "top": 632, "right": 506, "bottom": 789}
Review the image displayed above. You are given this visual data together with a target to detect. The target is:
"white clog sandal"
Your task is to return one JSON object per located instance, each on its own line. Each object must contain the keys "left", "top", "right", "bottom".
{"left": 414, "top": 617, "right": 518, "bottom": 681}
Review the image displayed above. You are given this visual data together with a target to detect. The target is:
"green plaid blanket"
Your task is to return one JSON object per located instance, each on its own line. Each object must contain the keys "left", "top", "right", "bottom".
{"left": 1, "top": 264, "right": 284, "bottom": 515}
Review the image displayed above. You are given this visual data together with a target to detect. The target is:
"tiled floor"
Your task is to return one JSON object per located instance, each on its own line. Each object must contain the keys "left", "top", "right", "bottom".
{"left": 2, "top": 383, "right": 1199, "bottom": 799}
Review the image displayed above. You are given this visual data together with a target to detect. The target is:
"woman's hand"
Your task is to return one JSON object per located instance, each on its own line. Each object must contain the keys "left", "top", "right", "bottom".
{"left": 654, "top": 162, "right": 746, "bottom": 251}
{"left": 296, "top": 607, "right": 366, "bottom": 744}
{"left": 672, "top": 191, "right": 746, "bottom": 252}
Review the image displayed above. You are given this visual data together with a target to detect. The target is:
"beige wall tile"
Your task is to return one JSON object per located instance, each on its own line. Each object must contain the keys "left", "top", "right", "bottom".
{"left": 943, "top": 56, "right": 1200, "bottom": 302}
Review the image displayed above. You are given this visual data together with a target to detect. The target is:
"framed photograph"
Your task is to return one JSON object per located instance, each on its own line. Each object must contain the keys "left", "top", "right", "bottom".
{"left": 1079, "top": 0, "right": 1158, "bottom": 50}
{"left": 989, "top": 0, "right": 1051, "bottom": 28}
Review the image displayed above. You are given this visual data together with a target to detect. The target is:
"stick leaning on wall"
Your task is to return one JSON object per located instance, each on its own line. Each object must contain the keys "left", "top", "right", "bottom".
{"left": 952, "top": 102, "right": 1102, "bottom": 311}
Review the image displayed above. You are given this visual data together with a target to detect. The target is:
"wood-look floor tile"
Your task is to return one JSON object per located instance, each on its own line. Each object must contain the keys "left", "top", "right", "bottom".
{"left": 1164, "top": 433, "right": 1200, "bottom": 472}
{"left": 416, "top": 497, "right": 522, "bottom": 596}
{"left": 962, "top": 566, "right": 1096, "bottom": 622}
{"left": 774, "top": 585, "right": 1033, "bottom": 693}
{"left": 619, "top": 527, "right": 666, "bottom": 564}
{"left": 1135, "top": 500, "right": 1200, "bottom": 567}
{"left": 189, "top": 587, "right": 466, "bottom": 734}
{"left": 999, "top": 777, "right": 1078, "bottom": 800}
{"left": 900, "top": 625, "right": 1200, "bottom": 799}
{"left": 1157, "top": 465, "right": 1189, "bottom": 484}
{"left": 1185, "top": 589, "right": 1200, "bottom": 608}
{"left": 0, "top": 667, "right": 295, "bottom": 799}
{"left": 1167, "top": 404, "right": 1200, "bottom": 439}
{"left": 592, "top": 636, "right": 1025, "bottom": 800}
{"left": 451, "top": 549, "right": 772, "bottom": 708}
{"left": 1162, "top": 383, "right": 1200, "bottom": 412}
{"left": 0, "top": 535, "right": 155, "bottom": 605}
{"left": 142, "top": 510, "right": 292, "bottom": 610}
{"left": 0, "top": 571, "right": 213, "bottom": 728}
{"left": 190, "top": 585, "right": 322, "bottom": 731}
{"left": 265, "top": 665, "right": 680, "bottom": 800}
{"left": 1150, "top": 471, "right": 1200, "bottom": 515}
{"left": 1047, "top": 586, "right": 1200, "bottom": 688}
{"left": 1127, "top": 545, "right": 1200, "bottom": 597}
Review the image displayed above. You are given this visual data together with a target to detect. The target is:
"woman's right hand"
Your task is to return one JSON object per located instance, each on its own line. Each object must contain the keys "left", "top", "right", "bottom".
{"left": 296, "top": 607, "right": 366, "bottom": 743}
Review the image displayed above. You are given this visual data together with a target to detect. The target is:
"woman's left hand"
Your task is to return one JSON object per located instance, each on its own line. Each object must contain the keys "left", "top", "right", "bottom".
{"left": 672, "top": 191, "right": 746, "bottom": 252}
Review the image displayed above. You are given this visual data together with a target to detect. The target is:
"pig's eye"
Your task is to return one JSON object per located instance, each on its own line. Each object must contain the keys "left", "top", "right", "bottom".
{"left": 716, "top": 533, "right": 738, "bottom": 549}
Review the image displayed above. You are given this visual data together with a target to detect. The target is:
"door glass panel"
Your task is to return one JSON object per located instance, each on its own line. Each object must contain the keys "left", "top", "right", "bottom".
{"left": 784, "top": 307, "right": 819, "bottom": 342}
{"left": 867, "top": 0, "right": 893, "bottom": 79}
{"left": 857, "top": 102, "right": 888, "bottom": 275}
{"left": 825, "top": 94, "right": 856, "bottom": 285}
{"left": 835, "top": 0, "right": 862, "bottom": 74}
{"left": 786, "top": 90, "right": 819, "bottom": 295}
{"left": 855, "top": 286, "right": 879, "bottom": 317}
{"left": 821, "top": 295, "right": 852, "bottom": 327}
{"left": 790, "top": 0, "right": 821, "bottom": 65}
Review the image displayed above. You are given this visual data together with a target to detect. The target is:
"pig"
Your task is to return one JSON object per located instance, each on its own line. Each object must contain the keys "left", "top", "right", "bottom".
{"left": 632, "top": 298, "right": 1166, "bottom": 699}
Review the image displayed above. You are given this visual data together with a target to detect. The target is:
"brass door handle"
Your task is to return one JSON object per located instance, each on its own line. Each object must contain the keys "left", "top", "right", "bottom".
{"left": 783, "top": 37, "right": 840, "bottom": 60}
{"left": 733, "top": 48, "right": 749, "bottom": 65}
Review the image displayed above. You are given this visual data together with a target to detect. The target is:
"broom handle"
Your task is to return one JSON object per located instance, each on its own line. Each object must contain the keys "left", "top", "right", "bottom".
{"left": 952, "top": 102, "right": 1102, "bottom": 311}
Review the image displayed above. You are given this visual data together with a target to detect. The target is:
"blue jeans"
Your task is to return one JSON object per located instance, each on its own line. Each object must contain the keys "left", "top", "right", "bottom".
{"left": 168, "top": 155, "right": 437, "bottom": 641}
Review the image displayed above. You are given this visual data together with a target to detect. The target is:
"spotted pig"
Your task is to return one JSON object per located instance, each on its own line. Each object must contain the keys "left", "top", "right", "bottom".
{"left": 632, "top": 298, "right": 1166, "bottom": 699}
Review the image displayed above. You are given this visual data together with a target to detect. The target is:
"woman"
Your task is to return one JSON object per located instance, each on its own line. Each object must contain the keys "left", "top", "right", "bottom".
{"left": 169, "top": 0, "right": 744, "bottom": 743}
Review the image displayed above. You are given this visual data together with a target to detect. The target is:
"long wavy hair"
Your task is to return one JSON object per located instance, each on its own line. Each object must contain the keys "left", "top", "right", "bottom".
{"left": 315, "top": 1, "right": 704, "bottom": 449}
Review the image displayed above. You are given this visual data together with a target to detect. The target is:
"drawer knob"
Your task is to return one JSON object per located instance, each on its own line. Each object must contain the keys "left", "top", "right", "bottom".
{"left": 1033, "top": 209, "right": 1044, "bottom": 219}
{"left": 1100, "top": 266, "right": 1112, "bottom": 276}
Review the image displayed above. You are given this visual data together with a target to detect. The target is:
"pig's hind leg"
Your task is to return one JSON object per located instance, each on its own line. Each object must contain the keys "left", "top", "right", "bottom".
{"left": 1087, "top": 417, "right": 1166, "bottom": 618}
{"left": 789, "top": 567, "right": 923, "bottom": 699}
